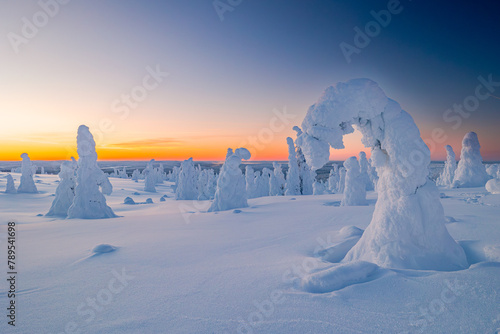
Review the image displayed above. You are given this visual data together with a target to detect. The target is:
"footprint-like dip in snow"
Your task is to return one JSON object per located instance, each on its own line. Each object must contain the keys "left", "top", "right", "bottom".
{"left": 301, "top": 261, "right": 379, "bottom": 293}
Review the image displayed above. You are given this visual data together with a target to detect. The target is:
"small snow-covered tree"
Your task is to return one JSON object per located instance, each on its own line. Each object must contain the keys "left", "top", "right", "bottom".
{"left": 313, "top": 178, "right": 326, "bottom": 195}
{"left": 256, "top": 168, "right": 271, "bottom": 197}
{"left": 46, "top": 158, "right": 77, "bottom": 216}
{"left": 341, "top": 157, "right": 367, "bottom": 206}
{"left": 269, "top": 162, "right": 286, "bottom": 196}
{"left": 337, "top": 167, "right": 346, "bottom": 194}
{"left": 144, "top": 159, "right": 157, "bottom": 192}
{"left": 5, "top": 174, "right": 16, "bottom": 193}
{"left": 209, "top": 148, "right": 251, "bottom": 212}
{"left": 67, "top": 125, "right": 116, "bottom": 219}
{"left": 176, "top": 158, "right": 198, "bottom": 200}
{"left": 486, "top": 164, "right": 499, "bottom": 178}
{"left": 132, "top": 169, "right": 140, "bottom": 181}
{"left": 197, "top": 168, "right": 216, "bottom": 200}
{"left": 368, "top": 158, "right": 378, "bottom": 191}
{"left": 285, "top": 137, "right": 301, "bottom": 196}
{"left": 453, "top": 132, "right": 490, "bottom": 188}
{"left": 328, "top": 164, "right": 339, "bottom": 193}
{"left": 359, "top": 151, "right": 374, "bottom": 191}
{"left": 17, "top": 153, "right": 38, "bottom": 193}
{"left": 245, "top": 166, "right": 258, "bottom": 199}
{"left": 436, "top": 145, "right": 457, "bottom": 187}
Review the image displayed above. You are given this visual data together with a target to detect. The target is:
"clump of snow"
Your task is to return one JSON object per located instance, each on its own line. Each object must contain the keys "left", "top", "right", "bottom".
{"left": 298, "top": 78, "right": 467, "bottom": 270}
{"left": 453, "top": 132, "right": 490, "bottom": 188}
{"left": 46, "top": 158, "right": 77, "bottom": 216}
{"left": 92, "top": 244, "right": 117, "bottom": 254}
{"left": 483, "top": 245, "right": 500, "bottom": 262}
{"left": 285, "top": 137, "right": 301, "bottom": 196}
{"left": 145, "top": 198, "right": 153, "bottom": 204}
{"left": 209, "top": 148, "right": 251, "bottom": 212}
{"left": 67, "top": 125, "right": 117, "bottom": 219}
{"left": 485, "top": 178, "right": 500, "bottom": 194}
{"left": 338, "top": 225, "right": 364, "bottom": 238}
{"left": 301, "top": 261, "right": 380, "bottom": 293}
{"left": 436, "top": 145, "right": 457, "bottom": 187}
{"left": 17, "top": 153, "right": 38, "bottom": 193}
{"left": 175, "top": 158, "right": 198, "bottom": 200}
{"left": 341, "top": 156, "right": 367, "bottom": 206}
{"left": 143, "top": 159, "right": 157, "bottom": 193}
{"left": 5, "top": 174, "right": 16, "bottom": 193}
{"left": 124, "top": 197, "right": 135, "bottom": 205}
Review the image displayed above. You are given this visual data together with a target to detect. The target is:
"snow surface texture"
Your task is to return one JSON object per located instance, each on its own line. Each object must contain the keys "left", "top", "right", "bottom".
{"left": 341, "top": 156, "right": 367, "bottom": 206}
{"left": 175, "top": 158, "right": 198, "bottom": 200}
{"left": 46, "top": 158, "right": 77, "bottom": 216}
{"left": 67, "top": 125, "right": 117, "bottom": 219}
{"left": 285, "top": 137, "right": 301, "bottom": 196}
{"left": 436, "top": 145, "right": 457, "bottom": 187}
{"left": 297, "top": 78, "right": 467, "bottom": 270}
{"left": 5, "top": 174, "right": 16, "bottom": 193}
{"left": 209, "top": 148, "right": 251, "bottom": 212}
{"left": 453, "top": 132, "right": 490, "bottom": 188}
{"left": 17, "top": 153, "right": 38, "bottom": 193}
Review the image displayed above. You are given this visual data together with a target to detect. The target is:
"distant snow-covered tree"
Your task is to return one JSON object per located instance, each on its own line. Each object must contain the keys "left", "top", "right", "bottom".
{"left": 359, "top": 151, "right": 374, "bottom": 191}
{"left": 341, "top": 156, "right": 367, "bottom": 206}
{"left": 285, "top": 137, "right": 301, "bottom": 196}
{"left": 436, "top": 145, "right": 457, "bottom": 187}
{"left": 5, "top": 174, "right": 16, "bottom": 194}
{"left": 453, "top": 132, "right": 490, "bottom": 188}
{"left": 46, "top": 158, "right": 77, "bottom": 216}
{"left": 176, "top": 158, "right": 198, "bottom": 200}
{"left": 269, "top": 162, "right": 286, "bottom": 196}
{"left": 245, "top": 166, "right": 258, "bottom": 199}
{"left": 17, "top": 153, "right": 38, "bottom": 193}
{"left": 144, "top": 160, "right": 157, "bottom": 192}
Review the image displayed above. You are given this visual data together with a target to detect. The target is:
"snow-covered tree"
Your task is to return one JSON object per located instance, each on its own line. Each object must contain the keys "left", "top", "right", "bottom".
{"left": 296, "top": 78, "right": 467, "bottom": 270}
{"left": 5, "top": 174, "right": 16, "bottom": 194}
{"left": 143, "top": 159, "right": 157, "bottom": 192}
{"left": 328, "top": 164, "right": 339, "bottom": 193}
{"left": 197, "top": 168, "right": 217, "bottom": 200}
{"left": 67, "top": 125, "right": 116, "bottom": 219}
{"left": 285, "top": 137, "right": 301, "bottom": 196}
{"left": 368, "top": 158, "right": 378, "bottom": 191}
{"left": 293, "top": 126, "right": 313, "bottom": 195}
{"left": 269, "top": 162, "right": 286, "bottom": 196}
{"left": 131, "top": 169, "right": 140, "bottom": 181}
{"left": 341, "top": 156, "right": 367, "bottom": 206}
{"left": 209, "top": 148, "right": 251, "bottom": 212}
{"left": 255, "top": 168, "right": 271, "bottom": 197}
{"left": 245, "top": 166, "right": 258, "bottom": 199}
{"left": 453, "top": 132, "right": 490, "bottom": 188}
{"left": 17, "top": 153, "right": 38, "bottom": 193}
{"left": 359, "top": 151, "right": 374, "bottom": 191}
{"left": 46, "top": 158, "right": 77, "bottom": 216}
{"left": 337, "top": 167, "right": 346, "bottom": 194}
{"left": 313, "top": 178, "right": 326, "bottom": 195}
{"left": 436, "top": 145, "right": 457, "bottom": 187}
{"left": 486, "top": 164, "right": 499, "bottom": 178}
{"left": 176, "top": 158, "right": 198, "bottom": 200}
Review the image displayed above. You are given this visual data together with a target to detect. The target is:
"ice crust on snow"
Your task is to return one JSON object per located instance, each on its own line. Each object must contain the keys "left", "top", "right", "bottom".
{"left": 298, "top": 78, "right": 467, "bottom": 270}
{"left": 67, "top": 125, "right": 116, "bottom": 219}
{"left": 453, "top": 132, "right": 490, "bottom": 188}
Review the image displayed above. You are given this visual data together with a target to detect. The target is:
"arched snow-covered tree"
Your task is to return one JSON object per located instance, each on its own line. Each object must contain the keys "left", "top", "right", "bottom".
{"left": 436, "top": 145, "right": 457, "bottom": 187}
{"left": 296, "top": 78, "right": 467, "bottom": 270}
{"left": 67, "top": 125, "right": 116, "bottom": 219}
{"left": 46, "top": 158, "right": 77, "bottom": 216}
{"left": 453, "top": 132, "right": 490, "bottom": 188}
{"left": 209, "top": 148, "right": 251, "bottom": 212}
{"left": 341, "top": 156, "right": 367, "bottom": 206}
{"left": 17, "top": 153, "right": 38, "bottom": 193}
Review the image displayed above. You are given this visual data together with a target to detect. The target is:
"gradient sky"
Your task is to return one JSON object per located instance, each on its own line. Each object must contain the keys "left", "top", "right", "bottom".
{"left": 1, "top": 0, "right": 499, "bottom": 161}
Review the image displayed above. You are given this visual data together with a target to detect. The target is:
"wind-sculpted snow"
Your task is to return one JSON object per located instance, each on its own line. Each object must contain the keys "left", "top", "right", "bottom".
{"left": 436, "top": 145, "right": 457, "bottom": 187}
{"left": 67, "top": 125, "right": 117, "bottom": 219}
{"left": 453, "top": 132, "right": 490, "bottom": 188}
{"left": 298, "top": 78, "right": 467, "bottom": 270}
